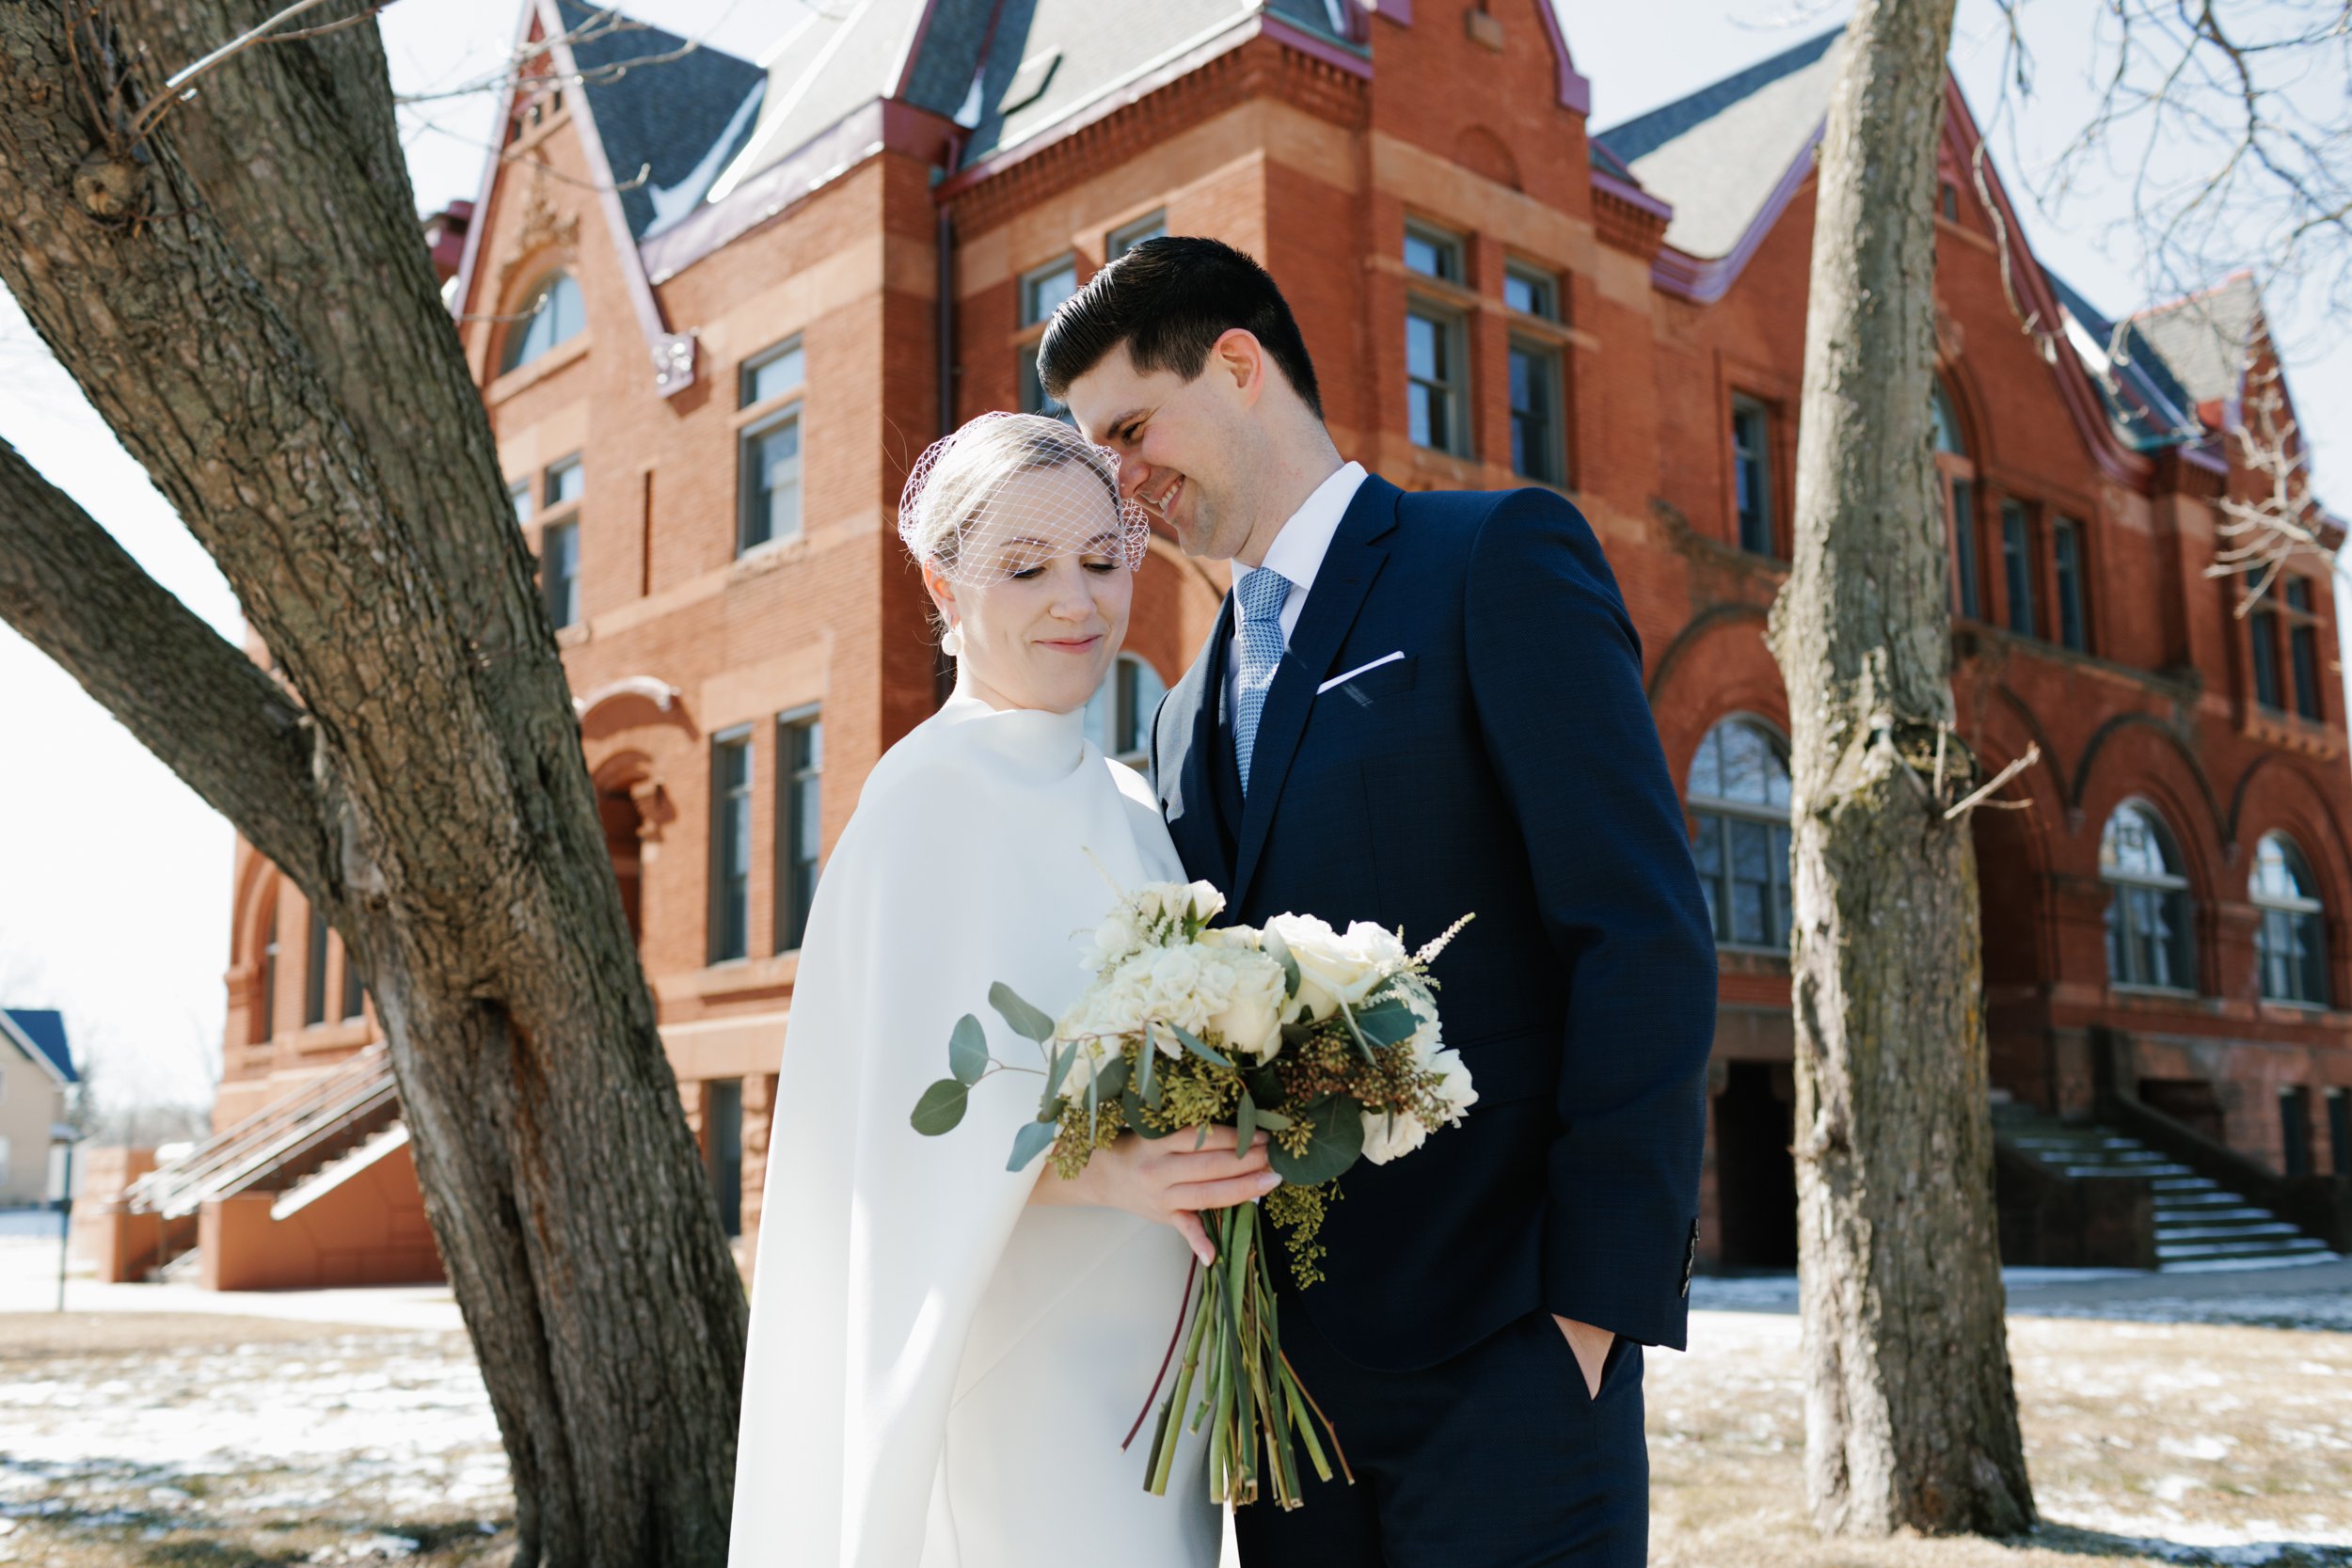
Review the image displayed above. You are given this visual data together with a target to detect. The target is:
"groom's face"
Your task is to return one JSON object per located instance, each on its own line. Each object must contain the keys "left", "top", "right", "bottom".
{"left": 1065, "top": 340, "right": 1250, "bottom": 561}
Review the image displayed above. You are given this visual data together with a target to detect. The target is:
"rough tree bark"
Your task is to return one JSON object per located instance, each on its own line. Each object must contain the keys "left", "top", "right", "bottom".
{"left": 0, "top": 6, "right": 745, "bottom": 1563}
{"left": 1763, "top": 0, "right": 2037, "bottom": 1537}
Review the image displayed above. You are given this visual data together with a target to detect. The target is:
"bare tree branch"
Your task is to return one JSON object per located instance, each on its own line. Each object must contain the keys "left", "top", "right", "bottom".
{"left": 0, "top": 437, "right": 331, "bottom": 898}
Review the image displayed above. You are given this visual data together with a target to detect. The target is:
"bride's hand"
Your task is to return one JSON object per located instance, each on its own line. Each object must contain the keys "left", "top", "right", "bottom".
{"left": 1030, "top": 1126, "right": 1279, "bottom": 1266}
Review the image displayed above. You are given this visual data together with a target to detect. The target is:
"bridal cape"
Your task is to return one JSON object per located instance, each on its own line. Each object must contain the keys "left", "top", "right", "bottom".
{"left": 728, "top": 685, "right": 1216, "bottom": 1567}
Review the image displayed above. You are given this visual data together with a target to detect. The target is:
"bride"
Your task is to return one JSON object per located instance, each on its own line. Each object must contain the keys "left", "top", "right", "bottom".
{"left": 728, "top": 413, "right": 1268, "bottom": 1566}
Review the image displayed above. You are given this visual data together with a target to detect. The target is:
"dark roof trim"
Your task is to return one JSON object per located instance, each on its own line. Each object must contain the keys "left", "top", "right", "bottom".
{"left": 940, "top": 9, "right": 1365, "bottom": 201}
{"left": 641, "top": 99, "right": 959, "bottom": 285}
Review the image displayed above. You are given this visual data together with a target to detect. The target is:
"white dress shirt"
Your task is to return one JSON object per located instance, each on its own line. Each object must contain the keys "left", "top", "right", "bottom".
{"left": 1226, "top": 461, "right": 1369, "bottom": 720}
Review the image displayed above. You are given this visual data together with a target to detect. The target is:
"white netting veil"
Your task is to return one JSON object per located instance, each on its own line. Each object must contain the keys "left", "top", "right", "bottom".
{"left": 897, "top": 411, "right": 1151, "bottom": 587}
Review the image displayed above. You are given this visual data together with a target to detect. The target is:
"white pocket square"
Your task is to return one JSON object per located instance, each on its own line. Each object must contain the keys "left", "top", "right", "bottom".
{"left": 1318, "top": 651, "right": 1406, "bottom": 695}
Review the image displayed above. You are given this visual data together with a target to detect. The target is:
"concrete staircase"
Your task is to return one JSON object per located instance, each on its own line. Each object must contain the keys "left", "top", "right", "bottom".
{"left": 1997, "top": 1109, "right": 2336, "bottom": 1270}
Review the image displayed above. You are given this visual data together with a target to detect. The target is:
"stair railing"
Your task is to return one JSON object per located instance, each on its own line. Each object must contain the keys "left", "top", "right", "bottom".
{"left": 128, "top": 1045, "right": 400, "bottom": 1219}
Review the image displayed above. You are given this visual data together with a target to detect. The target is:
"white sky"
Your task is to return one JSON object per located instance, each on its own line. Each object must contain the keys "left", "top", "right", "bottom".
{"left": 2, "top": 0, "right": 2343, "bottom": 1115}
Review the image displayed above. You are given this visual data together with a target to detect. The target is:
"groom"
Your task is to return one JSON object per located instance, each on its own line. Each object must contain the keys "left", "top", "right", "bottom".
{"left": 1040, "top": 237, "right": 1713, "bottom": 1565}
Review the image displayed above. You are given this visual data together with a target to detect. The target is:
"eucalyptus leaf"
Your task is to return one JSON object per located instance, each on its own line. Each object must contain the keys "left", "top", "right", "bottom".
{"left": 1168, "top": 1022, "right": 1231, "bottom": 1069}
{"left": 989, "top": 982, "right": 1057, "bottom": 1043}
{"left": 1007, "top": 1117, "right": 1058, "bottom": 1172}
{"left": 947, "top": 1014, "right": 988, "bottom": 1085}
{"left": 1136, "top": 1035, "right": 1158, "bottom": 1103}
{"left": 1263, "top": 927, "right": 1302, "bottom": 1000}
{"left": 1120, "top": 1086, "right": 1175, "bottom": 1138}
{"left": 1041, "top": 1042, "right": 1076, "bottom": 1115}
{"left": 1264, "top": 1094, "right": 1362, "bottom": 1185}
{"left": 1236, "top": 1087, "right": 1258, "bottom": 1152}
{"left": 1350, "top": 996, "right": 1419, "bottom": 1049}
{"left": 1095, "top": 1055, "right": 1132, "bottom": 1104}
{"left": 1086, "top": 1067, "right": 1101, "bottom": 1148}
{"left": 1250, "top": 1105, "right": 1293, "bottom": 1131}
{"left": 911, "top": 1079, "right": 971, "bottom": 1136}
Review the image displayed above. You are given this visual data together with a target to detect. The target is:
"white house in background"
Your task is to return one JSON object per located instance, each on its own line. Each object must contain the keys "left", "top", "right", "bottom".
{"left": 0, "top": 1008, "right": 77, "bottom": 1205}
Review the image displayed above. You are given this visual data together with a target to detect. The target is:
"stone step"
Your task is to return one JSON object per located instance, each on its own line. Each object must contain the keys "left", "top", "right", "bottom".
{"left": 2156, "top": 1220, "right": 2312, "bottom": 1243}
{"left": 2157, "top": 1235, "right": 2333, "bottom": 1261}
{"left": 2058, "top": 1163, "right": 2195, "bottom": 1179}
{"left": 2153, "top": 1206, "right": 2277, "bottom": 1226}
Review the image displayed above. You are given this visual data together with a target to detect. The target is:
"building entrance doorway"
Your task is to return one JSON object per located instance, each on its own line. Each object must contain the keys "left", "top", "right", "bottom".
{"left": 1715, "top": 1060, "right": 1797, "bottom": 1269}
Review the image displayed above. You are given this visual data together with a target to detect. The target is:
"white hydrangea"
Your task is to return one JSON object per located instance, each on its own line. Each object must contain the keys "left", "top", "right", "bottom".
{"left": 1055, "top": 938, "right": 1290, "bottom": 1071}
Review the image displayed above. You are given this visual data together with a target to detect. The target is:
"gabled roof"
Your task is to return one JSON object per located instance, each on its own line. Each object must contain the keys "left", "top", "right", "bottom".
{"left": 707, "top": 0, "right": 1359, "bottom": 206}
{"left": 2, "top": 1007, "right": 76, "bottom": 1086}
{"left": 2042, "top": 266, "right": 2205, "bottom": 452}
{"left": 2133, "top": 272, "right": 2263, "bottom": 407}
{"left": 554, "top": 1, "right": 767, "bottom": 240}
{"left": 1593, "top": 27, "right": 1842, "bottom": 261}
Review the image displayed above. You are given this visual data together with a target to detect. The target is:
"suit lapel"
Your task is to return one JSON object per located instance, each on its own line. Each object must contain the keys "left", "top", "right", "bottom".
{"left": 1160, "top": 593, "right": 1235, "bottom": 884}
{"left": 1230, "top": 478, "right": 1401, "bottom": 911}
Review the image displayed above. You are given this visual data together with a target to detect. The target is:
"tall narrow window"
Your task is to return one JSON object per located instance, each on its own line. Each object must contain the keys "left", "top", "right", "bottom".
{"left": 709, "top": 729, "right": 753, "bottom": 963}
{"left": 2286, "top": 577, "right": 2324, "bottom": 721}
{"left": 1084, "top": 653, "right": 1168, "bottom": 769}
{"left": 1933, "top": 381, "right": 1979, "bottom": 619}
{"left": 540, "top": 454, "right": 582, "bottom": 630}
{"left": 2101, "top": 802, "right": 2195, "bottom": 991}
{"left": 1730, "top": 396, "right": 1773, "bottom": 557}
{"left": 1508, "top": 341, "right": 1564, "bottom": 485}
{"left": 1403, "top": 223, "right": 1463, "bottom": 283}
{"left": 508, "top": 479, "right": 532, "bottom": 525}
{"left": 2000, "top": 500, "right": 2036, "bottom": 637}
{"left": 2052, "top": 516, "right": 2087, "bottom": 651}
{"left": 340, "top": 939, "right": 365, "bottom": 1022}
{"left": 1686, "top": 718, "right": 1794, "bottom": 952}
{"left": 2280, "top": 1086, "right": 2313, "bottom": 1177}
{"left": 2250, "top": 602, "right": 2284, "bottom": 712}
{"left": 706, "top": 1078, "right": 743, "bottom": 1238}
{"left": 739, "top": 340, "right": 804, "bottom": 407}
{"left": 2328, "top": 1088, "right": 2350, "bottom": 1176}
{"left": 739, "top": 414, "right": 801, "bottom": 552}
{"left": 1503, "top": 262, "right": 1558, "bottom": 321}
{"left": 258, "top": 910, "right": 279, "bottom": 1043}
{"left": 304, "top": 909, "right": 330, "bottom": 1027}
{"left": 776, "top": 713, "right": 822, "bottom": 954}
{"left": 1018, "top": 258, "right": 1079, "bottom": 421}
{"left": 1107, "top": 213, "right": 1166, "bottom": 260}
{"left": 1406, "top": 308, "right": 1467, "bottom": 455}
{"left": 2251, "top": 832, "right": 2328, "bottom": 1006}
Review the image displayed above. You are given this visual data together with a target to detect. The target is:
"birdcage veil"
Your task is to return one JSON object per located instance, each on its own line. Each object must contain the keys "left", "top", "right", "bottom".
{"left": 897, "top": 411, "right": 1150, "bottom": 587}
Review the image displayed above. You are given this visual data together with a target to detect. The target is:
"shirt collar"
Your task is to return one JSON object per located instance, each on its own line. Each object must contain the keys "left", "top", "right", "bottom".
{"left": 1235, "top": 461, "right": 1368, "bottom": 602}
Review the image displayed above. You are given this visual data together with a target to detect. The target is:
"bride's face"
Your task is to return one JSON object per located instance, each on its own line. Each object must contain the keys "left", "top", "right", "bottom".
{"left": 927, "top": 460, "right": 1134, "bottom": 716}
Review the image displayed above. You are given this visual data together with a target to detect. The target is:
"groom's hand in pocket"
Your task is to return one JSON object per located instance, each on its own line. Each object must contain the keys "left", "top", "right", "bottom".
{"left": 1552, "top": 1315, "right": 1616, "bottom": 1400}
{"left": 1031, "top": 1125, "right": 1278, "bottom": 1267}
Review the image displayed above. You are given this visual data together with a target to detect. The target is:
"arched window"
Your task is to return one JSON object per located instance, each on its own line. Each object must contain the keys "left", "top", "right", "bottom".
{"left": 500, "top": 271, "right": 585, "bottom": 374}
{"left": 1083, "top": 653, "right": 1168, "bottom": 769}
{"left": 1932, "top": 379, "right": 1980, "bottom": 620}
{"left": 2102, "top": 802, "right": 2195, "bottom": 990}
{"left": 1687, "top": 717, "right": 1792, "bottom": 951}
{"left": 2251, "top": 832, "right": 2328, "bottom": 1006}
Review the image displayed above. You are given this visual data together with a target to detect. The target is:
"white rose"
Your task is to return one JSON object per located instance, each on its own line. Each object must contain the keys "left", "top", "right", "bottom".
{"left": 1265, "top": 912, "right": 1391, "bottom": 1012}
{"left": 1205, "top": 951, "right": 1287, "bottom": 1064}
{"left": 1359, "top": 1109, "right": 1429, "bottom": 1165}
{"left": 1185, "top": 880, "right": 1228, "bottom": 924}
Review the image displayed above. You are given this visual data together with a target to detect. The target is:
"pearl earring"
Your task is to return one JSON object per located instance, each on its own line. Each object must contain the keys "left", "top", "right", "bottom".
{"left": 942, "top": 624, "right": 964, "bottom": 657}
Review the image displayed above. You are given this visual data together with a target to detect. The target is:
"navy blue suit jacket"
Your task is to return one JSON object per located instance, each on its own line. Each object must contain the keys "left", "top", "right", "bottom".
{"left": 1150, "top": 475, "right": 1714, "bottom": 1370}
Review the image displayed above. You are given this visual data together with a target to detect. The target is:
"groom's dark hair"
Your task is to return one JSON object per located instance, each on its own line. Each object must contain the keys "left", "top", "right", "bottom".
{"left": 1036, "top": 236, "right": 1324, "bottom": 419}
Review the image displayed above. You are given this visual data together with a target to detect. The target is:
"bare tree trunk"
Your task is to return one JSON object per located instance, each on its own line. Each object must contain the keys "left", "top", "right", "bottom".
{"left": 1764, "top": 0, "right": 2035, "bottom": 1537}
{"left": 0, "top": 7, "right": 745, "bottom": 1562}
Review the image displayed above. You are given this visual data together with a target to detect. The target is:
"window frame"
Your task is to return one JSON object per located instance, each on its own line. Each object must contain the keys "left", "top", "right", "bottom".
{"left": 1999, "top": 499, "right": 2037, "bottom": 638}
{"left": 1502, "top": 261, "right": 1560, "bottom": 322}
{"left": 739, "top": 338, "right": 805, "bottom": 410}
{"left": 1016, "top": 255, "right": 1082, "bottom": 422}
{"left": 2052, "top": 515, "right": 2088, "bottom": 652}
{"left": 1084, "top": 653, "right": 1168, "bottom": 769}
{"left": 1933, "top": 380, "right": 1980, "bottom": 620}
{"left": 1686, "top": 715, "right": 1795, "bottom": 956}
{"left": 2282, "top": 576, "right": 2325, "bottom": 722}
{"left": 2100, "top": 800, "right": 2198, "bottom": 994}
{"left": 2249, "top": 600, "right": 2285, "bottom": 713}
{"left": 1404, "top": 303, "right": 1470, "bottom": 457}
{"left": 1403, "top": 220, "right": 1465, "bottom": 285}
{"left": 737, "top": 407, "right": 803, "bottom": 556}
{"left": 1107, "top": 212, "right": 1167, "bottom": 261}
{"left": 1507, "top": 337, "right": 1566, "bottom": 487}
{"left": 2250, "top": 832, "right": 2328, "bottom": 1007}
{"left": 498, "top": 270, "right": 585, "bottom": 375}
{"left": 705, "top": 1076, "right": 744, "bottom": 1238}
{"left": 774, "top": 707, "right": 823, "bottom": 955}
{"left": 708, "top": 726, "right": 755, "bottom": 965}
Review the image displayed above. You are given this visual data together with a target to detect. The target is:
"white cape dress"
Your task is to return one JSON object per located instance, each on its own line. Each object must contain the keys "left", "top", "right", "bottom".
{"left": 728, "top": 685, "right": 1216, "bottom": 1568}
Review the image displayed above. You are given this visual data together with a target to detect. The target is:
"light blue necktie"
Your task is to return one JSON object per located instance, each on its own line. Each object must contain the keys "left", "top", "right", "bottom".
{"left": 1233, "top": 567, "right": 1291, "bottom": 796}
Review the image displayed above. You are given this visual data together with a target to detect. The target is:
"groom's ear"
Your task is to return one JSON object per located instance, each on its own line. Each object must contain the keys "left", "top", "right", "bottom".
{"left": 1211, "top": 328, "right": 1269, "bottom": 409}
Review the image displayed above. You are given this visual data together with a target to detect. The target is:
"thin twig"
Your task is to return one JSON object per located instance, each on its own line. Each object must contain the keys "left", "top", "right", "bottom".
{"left": 1943, "top": 743, "right": 2041, "bottom": 821}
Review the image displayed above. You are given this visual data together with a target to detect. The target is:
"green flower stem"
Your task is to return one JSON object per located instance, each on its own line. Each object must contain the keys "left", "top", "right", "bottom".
{"left": 1147, "top": 1276, "right": 1213, "bottom": 1496}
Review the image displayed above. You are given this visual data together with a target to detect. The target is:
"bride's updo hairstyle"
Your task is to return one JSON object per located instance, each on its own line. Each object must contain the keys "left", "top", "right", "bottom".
{"left": 897, "top": 411, "right": 1150, "bottom": 588}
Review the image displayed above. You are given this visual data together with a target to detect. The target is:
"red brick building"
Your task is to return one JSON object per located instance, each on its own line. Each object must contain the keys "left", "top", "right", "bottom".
{"left": 174, "top": 0, "right": 2348, "bottom": 1286}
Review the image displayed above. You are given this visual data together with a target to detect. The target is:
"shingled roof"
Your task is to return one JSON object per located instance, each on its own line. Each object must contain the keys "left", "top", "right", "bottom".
{"left": 2132, "top": 272, "right": 2263, "bottom": 407}
{"left": 2042, "top": 266, "right": 2205, "bottom": 452}
{"left": 1592, "top": 27, "right": 1842, "bottom": 261}
{"left": 556, "top": 0, "right": 766, "bottom": 240}
{"left": 2, "top": 1007, "right": 76, "bottom": 1086}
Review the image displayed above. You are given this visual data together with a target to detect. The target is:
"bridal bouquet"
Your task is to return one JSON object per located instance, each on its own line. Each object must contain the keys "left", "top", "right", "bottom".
{"left": 910, "top": 879, "right": 1475, "bottom": 1510}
